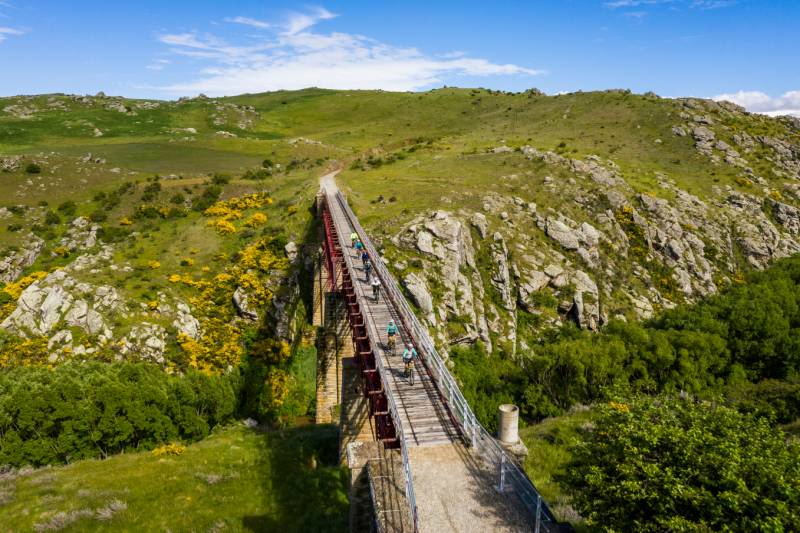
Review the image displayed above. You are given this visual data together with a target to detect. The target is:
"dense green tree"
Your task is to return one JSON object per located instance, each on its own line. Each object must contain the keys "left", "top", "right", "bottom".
{"left": 562, "top": 397, "right": 800, "bottom": 532}
{"left": 0, "top": 362, "right": 240, "bottom": 467}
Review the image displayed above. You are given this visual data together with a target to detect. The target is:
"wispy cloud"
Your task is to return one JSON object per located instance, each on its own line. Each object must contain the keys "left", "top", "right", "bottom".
{"left": 285, "top": 6, "right": 336, "bottom": 35}
{"left": 713, "top": 90, "right": 800, "bottom": 117}
{"left": 225, "top": 16, "right": 272, "bottom": 30}
{"left": 605, "top": 0, "right": 736, "bottom": 9}
{"left": 0, "top": 25, "right": 23, "bottom": 43}
{"left": 153, "top": 7, "right": 541, "bottom": 95}
{"left": 146, "top": 58, "right": 170, "bottom": 71}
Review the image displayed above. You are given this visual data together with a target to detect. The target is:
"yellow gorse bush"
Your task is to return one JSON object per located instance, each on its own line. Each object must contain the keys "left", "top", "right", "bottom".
{"left": 202, "top": 192, "right": 272, "bottom": 235}
{"left": 152, "top": 443, "right": 186, "bottom": 456}
{"left": 1, "top": 271, "right": 49, "bottom": 321}
{"left": 608, "top": 401, "right": 630, "bottom": 413}
{"left": 207, "top": 218, "right": 237, "bottom": 235}
{"left": 244, "top": 212, "right": 267, "bottom": 227}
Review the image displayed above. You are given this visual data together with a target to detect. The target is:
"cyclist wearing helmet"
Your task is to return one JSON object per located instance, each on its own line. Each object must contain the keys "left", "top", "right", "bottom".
{"left": 402, "top": 343, "right": 417, "bottom": 385}
{"left": 386, "top": 320, "right": 398, "bottom": 354}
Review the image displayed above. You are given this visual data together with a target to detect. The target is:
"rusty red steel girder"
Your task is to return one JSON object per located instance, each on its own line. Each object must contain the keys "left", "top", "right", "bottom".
{"left": 320, "top": 199, "right": 398, "bottom": 445}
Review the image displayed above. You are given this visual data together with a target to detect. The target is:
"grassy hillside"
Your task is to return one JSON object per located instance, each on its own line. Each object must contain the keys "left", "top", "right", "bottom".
{"left": 0, "top": 423, "right": 348, "bottom": 532}
{"left": 2, "top": 87, "right": 800, "bottom": 531}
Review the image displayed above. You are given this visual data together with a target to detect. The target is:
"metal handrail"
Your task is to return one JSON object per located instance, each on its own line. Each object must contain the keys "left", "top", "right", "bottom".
{"left": 326, "top": 194, "right": 420, "bottom": 532}
{"left": 336, "top": 191, "right": 556, "bottom": 528}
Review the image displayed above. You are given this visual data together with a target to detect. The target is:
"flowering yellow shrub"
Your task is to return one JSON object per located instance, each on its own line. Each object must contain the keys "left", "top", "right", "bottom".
{"left": 119, "top": 217, "right": 133, "bottom": 226}
{"left": 148, "top": 300, "right": 160, "bottom": 311}
{"left": 207, "top": 219, "right": 236, "bottom": 235}
{"left": 0, "top": 336, "right": 49, "bottom": 368}
{"left": 244, "top": 212, "right": 267, "bottom": 227}
{"left": 265, "top": 368, "right": 292, "bottom": 408}
{"left": 180, "top": 258, "right": 195, "bottom": 267}
{"left": 3, "top": 271, "right": 48, "bottom": 300}
{"left": 1, "top": 271, "right": 49, "bottom": 320}
{"left": 237, "top": 240, "right": 289, "bottom": 272}
{"left": 608, "top": 401, "right": 630, "bottom": 413}
{"left": 177, "top": 321, "right": 243, "bottom": 373}
{"left": 148, "top": 260, "right": 161, "bottom": 269}
{"left": 152, "top": 443, "right": 186, "bottom": 456}
{"left": 286, "top": 205, "right": 299, "bottom": 215}
{"left": 168, "top": 274, "right": 183, "bottom": 283}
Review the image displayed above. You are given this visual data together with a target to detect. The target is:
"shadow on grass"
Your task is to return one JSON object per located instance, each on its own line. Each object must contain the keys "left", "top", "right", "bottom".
{"left": 242, "top": 424, "right": 349, "bottom": 532}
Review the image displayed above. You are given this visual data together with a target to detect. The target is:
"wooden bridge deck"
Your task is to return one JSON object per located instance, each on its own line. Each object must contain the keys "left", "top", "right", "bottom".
{"left": 324, "top": 183, "right": 460, "bottom": 447}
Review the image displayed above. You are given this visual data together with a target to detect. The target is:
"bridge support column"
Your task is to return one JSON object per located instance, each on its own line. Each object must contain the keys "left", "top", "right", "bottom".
{"left": 312, "top": 250, "right": 327, "bottom": 327}
{"left": 315, "top": 292, "right": 347, "bottom": 424}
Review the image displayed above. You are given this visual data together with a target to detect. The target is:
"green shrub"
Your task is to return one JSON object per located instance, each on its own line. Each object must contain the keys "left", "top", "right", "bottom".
{"left": 44, "top": 210, "right": 61, "bottom": 225}
{"left": 212, "top": 173, "right": 231, "bottom": 185}
{"left": 0, "top": 362, "right": 241, "bottom": 467}
{"left": 562, "top": 396, "right": 800, "bottom": 531}
{"left": 192, "top": 185, "right": 222, "bottom": 211}
{"left": 24, "top": 163, "right": 41, "bottom": 174}
{"left": 57, "top": 200, "right": 77, "bottom": 216}
{"left": 89, "top": 210, "right": 108, "bottom": 222}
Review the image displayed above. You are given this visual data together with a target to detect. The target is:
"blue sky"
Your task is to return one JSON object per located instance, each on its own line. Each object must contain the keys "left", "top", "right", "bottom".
{"left": 0, "top": 1, "right": 797, "bottom": 114}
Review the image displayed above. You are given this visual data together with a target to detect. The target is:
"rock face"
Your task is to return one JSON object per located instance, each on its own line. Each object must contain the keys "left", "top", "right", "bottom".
{"left": 0, "top": 236, "right": 44, "bottom": 283}
{"left": 120, "top": 323, "right": 167, "bottom": 364}
{"left": 173, "top": 302, "right": 201, "bottom": 340}
{"left": 1, "top": 270, "right": 114, "bottom": 340}
{"left": 389, "top": 109, "right": 800, "bottom": 354}
{"left": 59, "top": 217, "right": 100, "bottom": 251}
{"left": 233, "top": 287, "right": 259, "bottom": 321}
{"left": 403, "top": 273, "right": 434, "bottom": 323}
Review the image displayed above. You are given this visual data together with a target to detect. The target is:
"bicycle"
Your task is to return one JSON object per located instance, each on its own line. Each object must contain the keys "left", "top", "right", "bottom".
{"left": 386, "top": 335, "right": 396, "bottom": 356}
{"left": 404, "top": 359, "right": 415, "bottom": 386}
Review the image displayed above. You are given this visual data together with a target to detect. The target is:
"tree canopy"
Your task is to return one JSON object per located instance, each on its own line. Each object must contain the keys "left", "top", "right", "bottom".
{"left": 562, "top": 397, "right": 800, "bottom": 532}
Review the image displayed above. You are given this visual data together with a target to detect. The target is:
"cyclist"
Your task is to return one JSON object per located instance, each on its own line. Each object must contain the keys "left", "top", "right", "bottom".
{"left": 402, "top": 343, "right": 417, "bottom": 385}
{"left": 363, "top": 260, "right": 372, "bottom": 281}
{"left": 386, "top": 320, "right": 398, "bottom": 354}
{"left": 371, "top": 277, "right": 381, "bottom": 301}
{"left": 350, "top": 231, "right": 358, "bottom": 248}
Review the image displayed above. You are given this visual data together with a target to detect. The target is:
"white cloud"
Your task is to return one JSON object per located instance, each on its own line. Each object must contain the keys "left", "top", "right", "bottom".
{"left": 225, "top": 16, "right": 272, "bottom": 29}
{"left": 154, "top": 7, "right": 541, "bottom": 95}
{"left": 285, "top": 7, "right": 337, "bottom": 35}
{"left": 713, "top": 90, "right": 800, "bottom": 117}
{"left": 0, "top": 26, "right": 23, "bottom": 42}
{"left": 147, "top": 59, "right": 170, "bottom": 71}
{"left": 605, "top": 0, "right": 735, "bottom": 8}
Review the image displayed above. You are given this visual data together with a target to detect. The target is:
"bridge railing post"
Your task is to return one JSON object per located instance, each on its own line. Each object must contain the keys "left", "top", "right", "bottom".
{"left": 497, "top": 453, "right": 506, "bottom": 493}
{"left": 535, "top": 494, "right": 542, "bottom": 533}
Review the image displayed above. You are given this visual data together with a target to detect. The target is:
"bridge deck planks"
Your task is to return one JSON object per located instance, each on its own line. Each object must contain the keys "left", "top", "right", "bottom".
{"left": 325, "top": 190, "right": 460, "bottom": 447}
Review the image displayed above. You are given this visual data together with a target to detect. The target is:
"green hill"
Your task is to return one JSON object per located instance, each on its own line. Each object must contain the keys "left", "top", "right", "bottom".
{"left": 2, "top": 87, "right": 800, "bottom": 529}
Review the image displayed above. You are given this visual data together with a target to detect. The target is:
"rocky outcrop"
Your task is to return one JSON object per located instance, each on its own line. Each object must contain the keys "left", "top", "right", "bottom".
{"left": 1, "top": 155, "right": 22, "bottom": 172}
{"left": 1, "top": 270, "right": 115, "bottom": 340}
{"left": 403, "top": 273, "right": 435, "bottom": 324}
{"left": 233, "top": 287, "right": 259, "bottom": 321}
{"left": 119, "top": 323, "right": 167, "bottom": 364}
{"left": 0, "top": 236, "right": 44, "bottom": 283}
{"left": 59, "top": 217, "right": 100, "bottom": 252}
{"left": 173, "top": 302, "right": 201, "bottom": 340}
